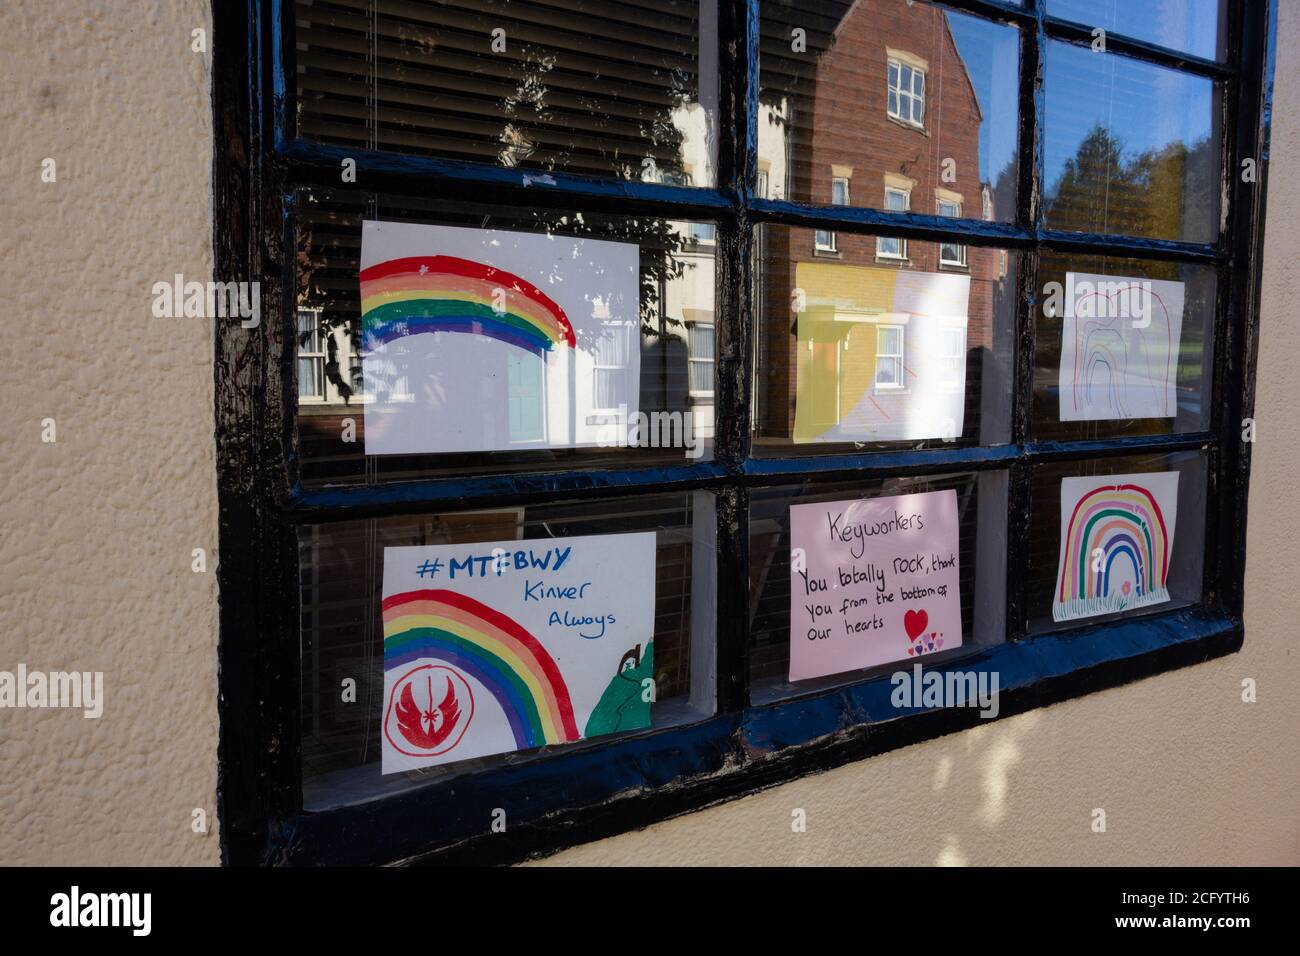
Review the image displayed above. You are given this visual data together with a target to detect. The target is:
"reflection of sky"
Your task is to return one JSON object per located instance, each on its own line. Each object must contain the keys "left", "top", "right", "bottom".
{"left": 946, "top": 12, "right": 1020, "bottom": 187}
{"left": 1046, "top": 0, "right": 1222, "bottom": 61}
{"left": 1043, "top": 41, "right": 1214, "bottom": 192}
{"left": 945, "top": 8, "right": 1216, "bottom": 193}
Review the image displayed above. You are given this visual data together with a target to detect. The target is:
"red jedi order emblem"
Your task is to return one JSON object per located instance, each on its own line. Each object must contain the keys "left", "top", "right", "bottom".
{"left": 384, "top": 664, "right": 475, "bottom": 757}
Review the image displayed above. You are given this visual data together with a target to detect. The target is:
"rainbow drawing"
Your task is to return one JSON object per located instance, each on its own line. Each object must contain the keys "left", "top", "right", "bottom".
{"left": 382, "top": 588, "right": 580, "bottom": 750}
{"left": 360, "top": 255, "right": 577, "bottom": 357}
{"left": 1053, "top": 473, "right": 1178, "bottom": 622}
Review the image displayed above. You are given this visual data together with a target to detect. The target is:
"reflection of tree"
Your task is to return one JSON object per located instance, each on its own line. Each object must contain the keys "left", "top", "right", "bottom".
{"left": 1045, "top": 123, "right": 1215, "bottom": 254}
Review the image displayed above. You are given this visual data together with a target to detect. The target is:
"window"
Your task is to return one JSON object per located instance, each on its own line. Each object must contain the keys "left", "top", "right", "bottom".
{"left": 296, "top": 308, "right": 326, "bottom": 402}
{"left": 938, "top": 198, "right": 967, "bottom": 266}
{"left": 688, "top": 323, "right": 715, "bottom": 396}
{"left": 591, "top": 323, "right": 633, "bottom": 412}
{"left": 874, "top": 324, "right": 905, "bottom": 389}
{"left": 887, "top": 57, "right": 926, "bottom": 127}
{"left": 938, "top": 327, "right": 966, "bottom": 387}
{"left": 217, "top": 0, "right": 1270, "bottom": 866}
{"left": 877, "top": 187, "right": 909, "bottom": 258}
{"left": 815, "top": 176, "right": 849, "bottom": 252}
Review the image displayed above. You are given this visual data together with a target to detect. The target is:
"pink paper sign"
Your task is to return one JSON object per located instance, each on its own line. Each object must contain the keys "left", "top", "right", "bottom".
{"left": 788, "top": 489, "right": 963, "bottom": 681}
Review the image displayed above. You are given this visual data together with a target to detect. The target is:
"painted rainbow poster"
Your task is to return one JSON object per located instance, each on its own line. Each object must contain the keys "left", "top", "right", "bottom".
{"left": 359, "top": 220, "right": 640, "bottom": 457}
{"left": 1052, "top": 471, "right": 1180, "bottom": 623}
{"left": 380, "top": 532, "right": 657, "bottom": 774}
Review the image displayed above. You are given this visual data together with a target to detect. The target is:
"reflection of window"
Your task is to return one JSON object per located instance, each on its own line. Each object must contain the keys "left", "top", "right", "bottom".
{"left": 690, "top": 222, "right": 716, "bottom": 244}
{"left": 938, "top": 327, "right": 965, "bottom": 386}
{"left": 878, "top": 188, "right": 909, "bottom": 259}
{"left": 592, "top": 323, "right": 632, "bottom": 410}
{"left": 297, "top": 308, "right": 326, "bottom": 402}
{"left": 688, "top": 323, "right": 715, "bottom": 396}
{"left": 887, "top": 58, "right": 925, "bottom": 127}
{"left": 815, "top": 177, "right": 849, "bottom": 252}
{"left": 875, "top": 324, "right": 905, "bottom": 389}
{"left": 938, "top": 199, "right": 966, "bottom": 266}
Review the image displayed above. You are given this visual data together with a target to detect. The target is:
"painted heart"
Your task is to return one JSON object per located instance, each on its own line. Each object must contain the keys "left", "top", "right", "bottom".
{"left": 904, "top": 609, "right": 929, "bottom": 642}
{"left": 907, "top": 646, "right": 914, "bottom": 656}
{"left": 936, "top": 638, "right": 944, "bottom": 649}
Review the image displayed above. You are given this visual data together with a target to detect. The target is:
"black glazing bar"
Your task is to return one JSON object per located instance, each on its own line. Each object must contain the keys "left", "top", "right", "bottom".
{"left": 747, "top": 199, "right": 1224, "bottom": 264}
{"left": 929, "top": 0, "right": 1233, "bottom": 79}
{"left": 280, "top": 432, "right": 1216, "bottom": 522}
{"left": 1213, "top": 0, "right": 1273, "bottom": 615}
{"left": 275, "top": 139, "right": 738, "bottom": 223}
{"left": 1043, "top": 16, "right": 1234, "bottom": 80}
{"left": 1007, "top": 0, "right": 1040, "bottom": 643}
{"left": 711, "top": 0, "right": 758, "bottom": 713}
{"left": 216, "top": 0, "right": 306, "bottom": 867}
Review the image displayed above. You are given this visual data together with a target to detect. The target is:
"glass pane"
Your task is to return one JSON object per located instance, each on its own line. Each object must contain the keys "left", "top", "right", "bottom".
{"left": 754, "top": 225, "right": 1017, "bottom": 449}
{"left": 1044, "top": 41, "right": 1221, "bottom": 244}
{"left": 298, "top": 357, "right": 320, "bottom": 399}
{"left": 1046, "top": 0, "right": 1226, "bottom": 61}
{"left": 760, "top": 1, "right": 1020, "bottom": 220}
{"left": 1027, "top": 451, "right": 1206, "bottom": 634}
{"left": 1032, "top": 253, "right": 1216, "bottom": 441}
{"left": 293, "top": 187, "right": 717, "bottom": 487}
{"left": 294, "top": 0, "right": 718, "bottom": 186}
{"left": 300, "top": 491, "right": 717, "bottom": 808}
{"left": 749, "top": 471, "right": 1008, "bottom": 704}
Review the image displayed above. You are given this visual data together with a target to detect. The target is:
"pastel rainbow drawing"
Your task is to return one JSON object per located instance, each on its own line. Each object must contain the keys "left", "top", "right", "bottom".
{"left": 1053, "top": 482, "right": 1172, "bottom": 621}
{"left": 382, "top": 588, "right": 580, "bottom": 750}
{"left": 360, "top": 255, "right": 577, "bottom": 357}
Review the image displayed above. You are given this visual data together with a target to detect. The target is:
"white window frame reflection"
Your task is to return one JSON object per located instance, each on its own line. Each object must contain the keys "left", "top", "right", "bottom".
{"left": 591, "top": 321, "right": 634, "bottom": 414}
{"left": 937, "top": 198, "right": 967, "bottom": 267}
{"left": 297, "top": 308, "right": 327, "bottom": 403}
{"left": 877, "top": 187, "right": 910, "bottom": 260}
{"left": 887, "top": 58, "right": 926, "bottom": 128}
{"left": 874, "top": 323, "right": 906, "bottom": 390}
{"left": 687, "top": 322, "right": 715, "bottom": 398}
{"left": 937, "top": 326, "right": 966, "bottom": 389}
{"left": 815, "top": 176, "right": 849, "bottom": 253}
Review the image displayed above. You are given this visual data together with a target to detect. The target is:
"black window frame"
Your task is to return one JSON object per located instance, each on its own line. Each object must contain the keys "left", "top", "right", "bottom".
{"left": 213, "top": 0, "right": 1276, "bottom": 865}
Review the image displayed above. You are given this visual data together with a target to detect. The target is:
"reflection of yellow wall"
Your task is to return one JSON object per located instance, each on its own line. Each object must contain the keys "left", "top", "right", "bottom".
{"left": 793, "top": 262, "right": 899, "bottom": 442}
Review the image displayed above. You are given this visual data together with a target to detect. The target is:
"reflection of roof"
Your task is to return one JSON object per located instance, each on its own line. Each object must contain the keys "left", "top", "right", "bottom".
{"left": 761, "top": 0, "right": 983, "bottom": 120}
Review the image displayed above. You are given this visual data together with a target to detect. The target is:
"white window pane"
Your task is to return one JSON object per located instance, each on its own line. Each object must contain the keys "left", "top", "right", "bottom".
{"left": 593, "top": 368, "right": 619, "bottom": 408}
{"left": 832, "top": 179, "right": 848, "bottom": 205}
{"left": 689, "top": 325, "right": 715, "bottom": 361}
{"left": 888, "top": 90, "right": 898, "bottom": 115}
{"left": 298, "top": 358, "right": 319, "bottom": 398}
{"left": 594, "top": 326, "right": 629, "bottom": 365}
{"left": 888, "top": 62, "right": 899, "bottom": 87}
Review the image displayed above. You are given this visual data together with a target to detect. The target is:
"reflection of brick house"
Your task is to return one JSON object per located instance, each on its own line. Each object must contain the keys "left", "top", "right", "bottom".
{"left": 759, "top": 0, "right": 1007, "bottom": 442}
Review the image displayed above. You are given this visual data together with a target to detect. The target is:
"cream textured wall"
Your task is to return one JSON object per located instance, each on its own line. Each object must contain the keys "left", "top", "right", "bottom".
{"left": 0, "top": 1, "right": 219, "bottom": 865}
{"left": 0, "top": 2, "right": 1296, "bottom": 868}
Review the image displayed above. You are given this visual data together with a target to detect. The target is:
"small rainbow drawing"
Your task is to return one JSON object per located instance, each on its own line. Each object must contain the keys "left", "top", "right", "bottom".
{"left": 382, "top": 588, "right": 580, "bottom": 750}
{"left": 1054, "top": 482, "right": 1172, "bottom": 621}
{"left": 1071, "top": 284, "right": 1173, "bottom": 418}
{"left": 360, "top": 255, "right": 577, "bottom": 357}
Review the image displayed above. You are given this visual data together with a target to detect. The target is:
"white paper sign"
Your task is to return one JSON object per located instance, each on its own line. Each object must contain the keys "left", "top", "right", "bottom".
{"left": 788, "top": 489, "right": 963, "bottom": 680}
{"left": 1058, "top": 272, "right": 1185, "bottom": 421}
{"left": 360, "top": 220, "right": 641, "bottom": 455}
{"left": 1052, "top": 471, "right": 1180, "bottom": 622}
{"left": 380, "top": 533, "right": 656, "bottom": 774}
